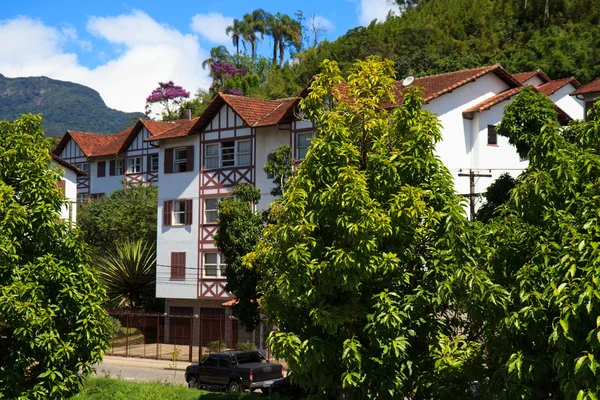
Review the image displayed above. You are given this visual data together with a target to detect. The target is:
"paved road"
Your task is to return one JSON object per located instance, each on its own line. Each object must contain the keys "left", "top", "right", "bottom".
{"left": 92, "top": 356, "right": 187, "bottom": 385}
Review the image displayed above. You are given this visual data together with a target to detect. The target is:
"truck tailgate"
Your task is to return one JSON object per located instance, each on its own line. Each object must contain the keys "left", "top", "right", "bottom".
{"left": 244, "top": 362, "right": 283, "bottom": 382}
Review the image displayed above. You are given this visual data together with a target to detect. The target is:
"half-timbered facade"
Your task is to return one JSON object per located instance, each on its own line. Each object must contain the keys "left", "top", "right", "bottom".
{"left": 50, "top": 153, "right": 86, "bottom": 224}
{"left": 51, "top": 119, "right": 195, "bottom": 200}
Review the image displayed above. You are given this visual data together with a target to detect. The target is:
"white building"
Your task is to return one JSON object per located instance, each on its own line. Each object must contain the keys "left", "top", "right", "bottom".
{"left": 50, "top": 153, "right": 86, "bottom": 224}
{"left": 51, "top": 119, "right": 195, "bottom": 200}
{"left": 146, "top": 64, "right": 584, "bottom": 344}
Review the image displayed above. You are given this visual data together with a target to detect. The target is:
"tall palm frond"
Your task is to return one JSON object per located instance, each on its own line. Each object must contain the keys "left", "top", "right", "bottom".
{"left": 202, "top": 46, "right": 232, "bottom": 72}
{"left": 97, "top": 239, "right": 156, "bottom": 309}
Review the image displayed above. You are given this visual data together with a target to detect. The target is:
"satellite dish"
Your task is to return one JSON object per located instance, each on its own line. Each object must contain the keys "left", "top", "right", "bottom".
{"left": 403, "top": 76, "right": 415, "bottom": 87}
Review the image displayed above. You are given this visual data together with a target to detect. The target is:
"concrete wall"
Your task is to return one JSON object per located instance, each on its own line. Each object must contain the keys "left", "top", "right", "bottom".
{"left": 89, "top": 159, "right": 124, "bottom": 195}
{"left": 52, "top": 161, "right": 79, "bottom": 223}
{"left": 156, "top": 135, "right": 200, "bottom": 300}
{"left": 255, "top": 125, "right": 291, "bottom": 211}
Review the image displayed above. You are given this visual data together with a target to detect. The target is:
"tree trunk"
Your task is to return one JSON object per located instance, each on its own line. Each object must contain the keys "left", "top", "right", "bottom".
{"left": 544, "top": 0, "right": 549, "bottom": 24}
{"left": 279, "top": 40, "right": 285, "bottom": 66}
{"left": 272, "top": 38, "right": 278, "bottom": 64}
{"left": 251, "top": 41, "right": 256, "bottom": 59}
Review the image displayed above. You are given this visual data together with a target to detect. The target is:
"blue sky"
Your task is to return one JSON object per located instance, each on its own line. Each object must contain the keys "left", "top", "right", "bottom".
{"left": 0, "top": 0, "right": 398, "bottom": 112}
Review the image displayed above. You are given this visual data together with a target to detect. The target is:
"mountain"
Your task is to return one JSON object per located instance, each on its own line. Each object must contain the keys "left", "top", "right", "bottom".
{"left": 0, "top": 74, "right": 144, "bottom": 137}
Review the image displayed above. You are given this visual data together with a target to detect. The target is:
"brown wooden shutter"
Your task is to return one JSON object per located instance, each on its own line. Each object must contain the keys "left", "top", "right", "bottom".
{"left": 109, "top": 160, "right": 116, "bottom": 176}
{"left": 186, "top": 146, "right": 194, "bottom": 172}
{"left": 185, "top": 199, "right": 193, "bottom": 225}
{"left": 170, "top": 252, "right": 185, "bottom": 279}
{"left": 163, "top": 200, "right": 172, "bottom": 226}
{"left": 57, "top": 180, "right": 66, "bottom": 197}
{"left": 164, "top": 148, "right": 173, "bottom": 174}
{"left": 147, "top": 154, "right": 152, "bottom": 172}
{"left": 97, "top": 161, "right": 106, "bottom": 177}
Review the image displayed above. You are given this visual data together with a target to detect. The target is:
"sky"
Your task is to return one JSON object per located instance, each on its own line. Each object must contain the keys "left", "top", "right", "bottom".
{"left": 0, "top": 0, "right": 398, "bottom": 113}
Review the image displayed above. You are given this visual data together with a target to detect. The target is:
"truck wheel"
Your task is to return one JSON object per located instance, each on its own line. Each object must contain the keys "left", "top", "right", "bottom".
{"left": 228, "top": 381, "right": 242, "bottom": 393}
{"left": 187, "top": 377, "right": 199, "bottom": 389}
{"left": 261, "top": 387, "right": 271, "bottom": 395}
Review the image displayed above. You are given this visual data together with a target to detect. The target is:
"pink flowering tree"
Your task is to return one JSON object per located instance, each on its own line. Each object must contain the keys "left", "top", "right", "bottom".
{"left": 145, "top": 81, "right": 190, "bottom": 120}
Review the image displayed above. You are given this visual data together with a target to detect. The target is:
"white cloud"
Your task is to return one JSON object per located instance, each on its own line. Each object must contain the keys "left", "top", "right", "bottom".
{"left": 312, "top": 15, "right": 334, "bottom": 32}
{"left": 0, "top": 11, "right": 211, "bottom": 113}
{"left": 190, "top": 12, "right": 234, "bottom": 46}
{"left": 61, "top": 26, "right": 92, "bottom": 51}
{"left": 357, "top": 0, "right": 398, "bottom": 26}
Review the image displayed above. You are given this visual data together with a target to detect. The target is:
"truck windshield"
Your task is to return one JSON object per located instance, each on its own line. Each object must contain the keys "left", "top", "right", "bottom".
{"left": 235, "top": 352, "right": 267, "bottom": 364}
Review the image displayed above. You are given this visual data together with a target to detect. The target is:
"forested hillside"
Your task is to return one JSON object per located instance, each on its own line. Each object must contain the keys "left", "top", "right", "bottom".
{"left": 0, "top": 74, "right": 143, "bottom": 137}
{"left": 294, "top": 0, "right": 599, "bottom": 84}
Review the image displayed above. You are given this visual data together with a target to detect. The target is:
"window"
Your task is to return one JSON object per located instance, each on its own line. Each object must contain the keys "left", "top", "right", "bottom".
{"left": 205, "top": 144, "right": 219, "bottom": 168}
{"left": 149, "top": 154, "right": 159, "bottom": 172}
{"left": 218, "top": 359, "right": 229, "bottom": 368}
{"left": 163, "top": 199, "right": 193, "bottom": 226}
{"left": 204, "top": 253, "right": 226, "bottom": 278}
{"left": 110, "top": 159, "right": 124, "bottom": 176}
{"left": 97, "top": 161, "right": 106, "bottom": 177}
{"left": 173, "top": 200, "right": 187, "bottom": 225}
{"left": 165, "top": 146, "right": 193, "bottom": 173}
{"left": 487, "top": 125, "right": 498, "bottom": 146}
{"left": 237, "top": 140, "right": 251, "bottom": 166}
{"left": 204, "top": 140, "right": 252, "bottom": 169}
{"left": 170, "top": 252, "right": 186, "bottom": 279}
{"left": 221, "top": 141, "right": 235, "bottom": 167}
{"left": 174, "top": 148, "right": 188, "bottom": 173}
{"left": 204, "top": 198, "right": 222, "bottom": 223}
{"left": 127, "top": 157, "right": 142, "bottom": 174}
{"left": 204, "top": 356, "right": 218, "bottom": 367}
{"left": 296, "top": 132, "right": 312, "bottom": 159}
{"left": 75, "top": 163, "right": 89, "bottom": 174}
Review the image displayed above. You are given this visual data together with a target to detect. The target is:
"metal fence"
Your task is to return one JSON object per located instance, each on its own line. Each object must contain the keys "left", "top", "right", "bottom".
{"left": 107, "top": 310, "right": 268, "bottom": 364}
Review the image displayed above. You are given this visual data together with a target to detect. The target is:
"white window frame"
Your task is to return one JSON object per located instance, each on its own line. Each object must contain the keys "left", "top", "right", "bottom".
{"left": 127, "top": 157, "right": 142, "bottom": 174}
{"left": 75, "top": 163, "right": 89, "bottom": 173}
{"left": 205, "top": 143, "right": 219, "bottom": 169}
{"left": 296, "top": 132, "right": 313, "bottom": 160}
{"left": 204, "top": 140, "right": 252, "bottom": 169}
{"left": 150, "top": 154, "right": 159, "bottom": 172}
{"left": 173, "top": 200, "right": 187, "bottom": 226}
{"left": 115, "top": 159, "right": 124, "bottom": 175}
{"left": 236, "top": 140, "right": 251, "bottom": 166}
{"left": 174, "top": 147, "right": 187, "bottom": 173}
{"left": 204, "top": 197, "right": 223, "bottom": 224}
{"left": 203, "top": 252, "right": 227, "bottom": 278}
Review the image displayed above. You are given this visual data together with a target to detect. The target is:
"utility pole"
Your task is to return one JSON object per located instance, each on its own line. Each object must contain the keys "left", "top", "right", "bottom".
{"left": 458, "top": 169, "right": 492, "bottom": 221}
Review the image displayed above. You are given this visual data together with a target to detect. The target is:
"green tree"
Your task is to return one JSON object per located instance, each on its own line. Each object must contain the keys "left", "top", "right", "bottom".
{"left": 0, "top": 114, "right": 109, "bottom": 399}
{"left": 496, "top": 86, "right": 559, "bottom": 159}
{"left": 78, "top": 185, "right": 158, "bottom": 257}
{"left": 263, "top": 144, "right": 293, "bottom": 196}
{"left": 214, "top": 184, "right": 263, "bottom": 330}
{"left": 266, "top": 13, "right": 303, "bottom": 66}
{"left": 475, "top": 173, "right": 516, "bottom": 223}
{"left": 249, "top": 58, "right": 501, "bottom": 398}
{"left": 97, "top": 240, "right": 157, "bottom": 309}
{"left": 226, "top": 19, "right": 246, "bottom": 55}
{"left": 481, "top": 98, "right": 600, "bottom": 398}
{"left": 202, "top": 46, "right": 232, "bottom": 72}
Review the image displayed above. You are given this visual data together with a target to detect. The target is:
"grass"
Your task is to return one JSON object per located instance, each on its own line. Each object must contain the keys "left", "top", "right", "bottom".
{"left": 70, "top": 378, "right": 262, "bottom": 400}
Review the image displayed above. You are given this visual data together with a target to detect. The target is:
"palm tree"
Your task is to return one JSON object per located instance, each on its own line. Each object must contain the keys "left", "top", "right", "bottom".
{"left": 279, "top": 15, "right": 302, "bottom": 66}
{"left": 97, "top": 240, "right": 156, "bottom": 309}
{"left": 226, "top": 19, "right": 246, "bottom": 54}
{"left": 266, "top": 13, "right": 302, "bottom": 66}
{"left": 243, "top": 9, "right": 268, "bottom": 59}
{"left": 202, "top": 46, "right": 232, "bottom": 71}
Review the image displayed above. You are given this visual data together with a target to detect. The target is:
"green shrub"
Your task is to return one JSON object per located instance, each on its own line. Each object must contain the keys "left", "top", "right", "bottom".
{"left": 207, "top": 339, "right": 225, "bottom": 353}
{"left": 235, "top": 341, "right": 256, "bottom": 351}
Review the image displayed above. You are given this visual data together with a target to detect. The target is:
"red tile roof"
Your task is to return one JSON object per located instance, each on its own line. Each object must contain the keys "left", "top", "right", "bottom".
{"left": 513, "top": 70, "right": 551, "bottom": 84}
{"left": 145, "top": 118, "right": 200, "bottom": 141}
{"left": 60, "top": 128, "right": 131, "bottom": 158}
{"left": 536, "top": 78, "right": 581, "bottom": 96}
{"left": 463, "top": 87, "right": 523, "bottom": 113}
{"left": 572, "top": 77, "right": 600, "bottom": 95}
{"left": 463, "top": 86, "right": 572, "bottom": 124}
{"left": 49, "top": 153, "right": 86, "bottom": 176}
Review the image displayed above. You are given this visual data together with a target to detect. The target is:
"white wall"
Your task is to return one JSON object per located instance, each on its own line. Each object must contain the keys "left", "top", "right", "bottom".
{"left": 89, "top": 159, "right": 124, "bottom": 196}
{"left": 51, "top": 161, "right": 78, "bottom": 223}
{"left": 523, "top": 75, "right": 545, "bottom": 86}
{"left": 255, "top": 125, "right": 291, "bottom": 211}
{"left": 156, "top": 135, "right": 200, "bottom": 299}
{"left": 425, "top": 72, "right": 511, "bottom": 199}
{"left": 551, "top": 84, "right": 585, "bottom": 121}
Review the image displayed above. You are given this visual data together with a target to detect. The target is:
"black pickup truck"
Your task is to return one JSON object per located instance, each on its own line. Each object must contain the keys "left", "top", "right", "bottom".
{"left": 185, "top": 351, "right": 284, "bottom": 393}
